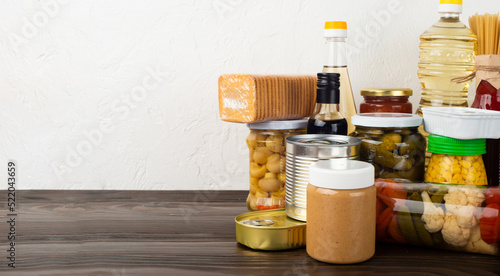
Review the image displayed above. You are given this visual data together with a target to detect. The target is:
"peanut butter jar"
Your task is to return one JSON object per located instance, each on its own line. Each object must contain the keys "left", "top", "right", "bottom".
{"left": 307, "top": 159, "right": 376, "bottom": 264}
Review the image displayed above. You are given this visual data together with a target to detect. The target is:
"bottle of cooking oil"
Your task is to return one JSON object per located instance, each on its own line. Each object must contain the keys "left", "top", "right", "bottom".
{"left": 417, "top": 0, "right": 477, "bottom": 112}
{"left": 322, "top": 21, "right": 357, "bottom": 134}
{"left": 417, "top": 0, "right": 477, "bottom": 165}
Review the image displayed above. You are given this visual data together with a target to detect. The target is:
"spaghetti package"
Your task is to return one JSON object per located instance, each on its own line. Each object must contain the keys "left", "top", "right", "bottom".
{"left": 468, "top": 13, "right": 500, "bottom": 187}
{"left": 474, "top": 55, "right": 500, "bottom": 91}
{"left": 468, "top": 13, "right": 500, "bottom": 89}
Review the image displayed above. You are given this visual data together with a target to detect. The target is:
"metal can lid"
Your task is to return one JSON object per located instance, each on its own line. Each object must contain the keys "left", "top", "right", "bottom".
{"left": 360, "top": 88, "right": 412, "bottom": 97}
{"left": 285, "top": 134, "right": 361, "bottom": 159}
{"left": 235, "top": 209, "right": 306, "bottom": 250}
{"left": 247, "top": 119, "right": 308, "bottom": 130}
{"left": 286, "top": 134, "right": 360, "bottom": 147}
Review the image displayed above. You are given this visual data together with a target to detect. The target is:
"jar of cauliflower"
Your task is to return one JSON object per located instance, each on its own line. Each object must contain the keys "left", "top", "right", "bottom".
{"left": 246, "top": 120, "right": 307, "bottom": 211}
{"left": 307, "top": 159, "right": 376, "bottom": 264}
{"left": 425, "top": 135, "right": 487, "bottom": 185}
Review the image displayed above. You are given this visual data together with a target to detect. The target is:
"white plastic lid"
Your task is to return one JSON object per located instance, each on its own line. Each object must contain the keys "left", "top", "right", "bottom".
{"left": 438, "top": 4, "right": 462, "bottom": 13}
{"left": 324, "top": 21, "right": 347, "bottom": 38}
{"left": 438, "top": 0, "right": 462, "bottom": 13}
{"left": 351, "top": 113, "right": 423, "bottom": 128}
{"left": 309, "top": 159, "right": 374, "bottom": 190}
{"left": 324, "top": 29, "right": 347, "bottom": 38}
{"left": 247, "top": 119, "right": 308, "bottom": 130}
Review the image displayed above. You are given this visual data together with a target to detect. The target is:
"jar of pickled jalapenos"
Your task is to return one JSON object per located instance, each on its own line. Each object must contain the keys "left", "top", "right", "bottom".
{"left": 425, "top": 135, "right": 488, "bottom": 185}
{"left": 246, "top": 120, "right": 307, "bottom": 211}
{"left": 350, "top": 113, "right": 425, "bottom": 181}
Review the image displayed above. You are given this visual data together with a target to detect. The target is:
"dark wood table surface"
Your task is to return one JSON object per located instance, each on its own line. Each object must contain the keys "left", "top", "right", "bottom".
{"left": 0, "top": 190, "right": 499, "bottom": 275}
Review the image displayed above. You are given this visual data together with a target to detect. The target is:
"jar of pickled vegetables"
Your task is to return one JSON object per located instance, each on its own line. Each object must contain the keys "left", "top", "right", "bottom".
{"left": 359, "top": 88, "right": 412, "bottom": 114}
{"left": 350, "top": 113, "right": 425, "bottom": 181}
{"left": 425, "top": 135, "right": 488, "bottom": 185}
{"left": 374, "top": 178, "right": 500, "bottom": 256}
{"left": 246, "top": 120, "right": 307, "bottom": 211}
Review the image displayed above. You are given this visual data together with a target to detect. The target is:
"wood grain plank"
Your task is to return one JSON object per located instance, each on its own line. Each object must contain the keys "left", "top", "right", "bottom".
{"left": 0, "top": 190, "right": 497, "bottom": 275}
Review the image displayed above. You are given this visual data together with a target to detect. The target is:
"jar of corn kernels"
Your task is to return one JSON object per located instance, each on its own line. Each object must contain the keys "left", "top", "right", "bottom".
{"left": 425, "top": 135, "right": 487, "bottom": 185}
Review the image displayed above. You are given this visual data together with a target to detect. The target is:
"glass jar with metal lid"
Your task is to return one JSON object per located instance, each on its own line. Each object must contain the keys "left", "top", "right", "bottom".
{"left": 359, "top": 88, "right": 413, "bottom": 114}
{"left": 350, "top": 113, "right": 425, "bottom": 181}
{"left": 425, "top": 134, "right": 487, "bottom": 185}
{"left": 246, "top": 120, "right": 307, "bottom": 211}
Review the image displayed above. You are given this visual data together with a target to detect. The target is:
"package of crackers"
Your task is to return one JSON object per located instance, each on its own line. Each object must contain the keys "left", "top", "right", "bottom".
{"left": 218, "top": 74, "right": 317, "bottom": 123}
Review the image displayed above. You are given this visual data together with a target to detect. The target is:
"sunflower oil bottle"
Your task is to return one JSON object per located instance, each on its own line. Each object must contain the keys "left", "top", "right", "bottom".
{"left": 416, "top": 0, "right": 477, "bottom": 164}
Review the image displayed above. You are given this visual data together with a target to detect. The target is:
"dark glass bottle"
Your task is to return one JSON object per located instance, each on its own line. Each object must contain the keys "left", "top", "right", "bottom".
{"left": 307, "top": 73, "right": 348, "bottom": 135}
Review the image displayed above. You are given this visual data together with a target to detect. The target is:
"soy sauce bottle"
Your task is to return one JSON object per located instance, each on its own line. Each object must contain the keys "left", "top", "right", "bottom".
{"left": 307, "top": 73, "right": 348, "bottom": 135}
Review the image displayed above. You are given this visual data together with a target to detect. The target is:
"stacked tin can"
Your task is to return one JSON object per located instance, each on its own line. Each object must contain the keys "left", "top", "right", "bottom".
{"left": 285, "top": 134, "right": 361, "bottom": 221}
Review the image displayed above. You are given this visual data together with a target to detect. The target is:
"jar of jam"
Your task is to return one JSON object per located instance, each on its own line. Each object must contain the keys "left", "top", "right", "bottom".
{"left": 246, "top": 120, "right": 307, "bottom": 211}
{"left": 360, "top": 88, "right": 412, "bottom": 114}
{"left": 350, "top": 113, "right": 425, "bottom": 181}
{"left": 425, "top": 134, "right": 488, "bottom": 186}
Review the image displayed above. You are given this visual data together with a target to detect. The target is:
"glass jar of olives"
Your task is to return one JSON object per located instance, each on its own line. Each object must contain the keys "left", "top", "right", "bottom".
{"left": 246, "top": 120, "right": 307, "bottom": 211}
{"left": 350, "top": 113, "right": 425, "bottom": 181}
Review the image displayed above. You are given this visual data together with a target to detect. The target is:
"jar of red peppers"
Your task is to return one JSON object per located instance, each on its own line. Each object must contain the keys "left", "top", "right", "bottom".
{"left": 246, "top": 120, "right": 307, "bottom": 211}
{"left": 360, "top": 88, "right": 413, "bottom": 114}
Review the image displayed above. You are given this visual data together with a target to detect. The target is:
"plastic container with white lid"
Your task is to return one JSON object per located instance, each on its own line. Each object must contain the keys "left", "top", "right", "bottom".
{"left": 422, "top": 107, "right": 500, "bottom": 139}
{"left": 350, "top": 113, "right": 426, "bottom": 181}
{"left": 307, "top": 159, "right": 375, "bottom": 264}
{"left": 309, "top": 159, "right": 374, "bottom": 189}
{"left": 246, "top": 119, "right": 308, "bottom": 211}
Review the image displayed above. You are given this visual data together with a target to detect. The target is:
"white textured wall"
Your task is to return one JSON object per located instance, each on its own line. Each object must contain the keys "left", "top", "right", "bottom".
{"left": 0, "top": 0, "right": 493, "bottom": 189}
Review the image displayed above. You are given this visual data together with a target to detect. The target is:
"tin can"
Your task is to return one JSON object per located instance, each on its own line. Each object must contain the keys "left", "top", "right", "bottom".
{"left": 285, "top": 134, "right": 361, "bottom": 221}
{"left": 235, "top": 209, "right": 306, "bottom": 251}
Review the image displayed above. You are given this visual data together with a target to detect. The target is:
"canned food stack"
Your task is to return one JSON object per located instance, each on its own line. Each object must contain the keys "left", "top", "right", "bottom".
{"left": 219, "top": 2, "right": 500, "bottom": 262}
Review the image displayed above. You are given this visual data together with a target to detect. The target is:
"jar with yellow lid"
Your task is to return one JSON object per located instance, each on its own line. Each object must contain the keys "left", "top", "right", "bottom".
{"left": 425, "top": 134, "right": 488, "bottom": 185}
{"left": 360, "top": 88, "right": 413, "bottom": 114}
{"left": 246, "top": 120, "right": 307, "bottom": 211}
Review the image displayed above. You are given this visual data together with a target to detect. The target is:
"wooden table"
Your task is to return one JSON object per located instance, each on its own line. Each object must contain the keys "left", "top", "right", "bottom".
{"left": 0, "top": 190, "right": 498, "bottom": 275}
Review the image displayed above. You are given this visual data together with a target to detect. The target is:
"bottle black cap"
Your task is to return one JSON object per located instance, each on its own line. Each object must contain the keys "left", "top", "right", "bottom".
{"left": 316, "top": 73, "right": 340, "bottom": 104}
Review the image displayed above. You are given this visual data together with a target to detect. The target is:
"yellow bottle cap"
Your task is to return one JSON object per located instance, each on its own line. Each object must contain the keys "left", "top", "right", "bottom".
{"left": 439, "top": 0, "right": 462, "bottom": 4}
{"left": 438, "top": 0, "right": 462, "bottom": 13}
{"left": 324, "top": 21, "right": 347, "bottom": 30}
{"left": 324, "top": 21, "right": 347, "bottom": 38}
